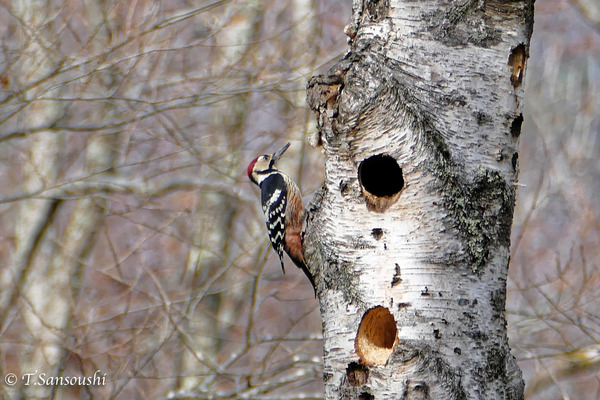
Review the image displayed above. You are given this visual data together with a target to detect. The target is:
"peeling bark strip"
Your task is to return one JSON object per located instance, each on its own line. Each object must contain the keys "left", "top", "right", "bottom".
{"left": 305, "top": 0, "right": 533, "bottom": 398}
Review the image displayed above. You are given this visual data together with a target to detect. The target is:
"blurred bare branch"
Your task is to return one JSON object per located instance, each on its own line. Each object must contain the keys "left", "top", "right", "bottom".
{"left": 569, "top": 0, "right": 600, "bottom": 31}
{"left": 505, "top": 1, "right": 600, "bottom": 398}
{"left": 0, "top": 0, "right": 344, "bottom": 398}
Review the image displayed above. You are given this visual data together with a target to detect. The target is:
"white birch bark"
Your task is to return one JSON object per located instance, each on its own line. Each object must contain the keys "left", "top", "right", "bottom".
{"left": 5, "top": 4, "right": 66, "bottom": 393}
{"left": 305, "top": 0, "right": 533, "bottom": 398}
{"left": 1, "top": 2, "right": 121, "bottom": 398}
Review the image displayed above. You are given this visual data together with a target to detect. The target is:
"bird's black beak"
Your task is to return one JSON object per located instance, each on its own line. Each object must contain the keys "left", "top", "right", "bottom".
{"left": 272, "top": 142, "right": 291, "bottom": 163}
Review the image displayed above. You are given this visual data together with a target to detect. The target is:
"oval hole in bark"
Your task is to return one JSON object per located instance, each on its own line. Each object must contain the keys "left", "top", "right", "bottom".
{"left": 355, "top": 306, "right": 398, "bottom": 366}
{"left": 358, "top": 155, "right": 404, "bottom": 212}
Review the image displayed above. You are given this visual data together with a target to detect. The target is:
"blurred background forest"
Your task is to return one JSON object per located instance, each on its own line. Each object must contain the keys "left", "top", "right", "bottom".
{"left": 0, "top": 0, "right": 598, "bottom": 399}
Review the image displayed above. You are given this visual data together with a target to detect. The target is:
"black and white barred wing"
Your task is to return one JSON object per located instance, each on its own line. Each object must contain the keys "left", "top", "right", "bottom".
{"left": 260, "top": 174, "right": 288, "bottom": 273}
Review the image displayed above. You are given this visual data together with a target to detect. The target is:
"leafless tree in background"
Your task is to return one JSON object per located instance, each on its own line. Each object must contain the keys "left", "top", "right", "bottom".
{"left": 509, "top": 1, "right": 600, "bottom": 398}
{"left": 0, "top": 0, "right": 346, "bottom": 398}
{"left": 0, "top": 0, "right": 598, "bottom": 399}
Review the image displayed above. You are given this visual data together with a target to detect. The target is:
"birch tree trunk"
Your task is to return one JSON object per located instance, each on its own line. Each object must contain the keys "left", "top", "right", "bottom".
{"left": 305, "top": 0, "right": 533, "bottom": 398}
{"left": 5, "top": 3, "right": 66, "bottom": 397}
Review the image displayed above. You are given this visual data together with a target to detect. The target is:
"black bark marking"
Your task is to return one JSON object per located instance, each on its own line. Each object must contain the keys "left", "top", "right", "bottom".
{"left": 510, "top": 114, "right": 523, "bottom": 137}
{"left": 392, "top": 263, "right": 402, "bottom": 287}
{"left": 403, "top": 381, "right": 430, "bottom": 400}
{"left": 365, "top": 0, "right": 389, "bottom": 23}
{"left": 347, "top": 362, "right": 370, "bottom": 386}
{"left": 371, "top": 228, "right": 384, "bottom": 240}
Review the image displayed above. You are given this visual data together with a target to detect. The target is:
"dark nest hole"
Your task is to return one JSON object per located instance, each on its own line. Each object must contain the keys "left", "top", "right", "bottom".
{"left": 358, "top": 154, "right": 404, "bottom": 212}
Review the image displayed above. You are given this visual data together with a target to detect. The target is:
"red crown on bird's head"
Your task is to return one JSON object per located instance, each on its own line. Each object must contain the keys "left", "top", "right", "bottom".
{"left": 247, "top": 156, "right": 259, "bottom": 178}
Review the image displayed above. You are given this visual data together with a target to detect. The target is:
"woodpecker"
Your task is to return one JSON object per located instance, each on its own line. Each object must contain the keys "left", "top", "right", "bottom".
{"left": 247, "top": 143, "right": 316, "bottom": 293}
